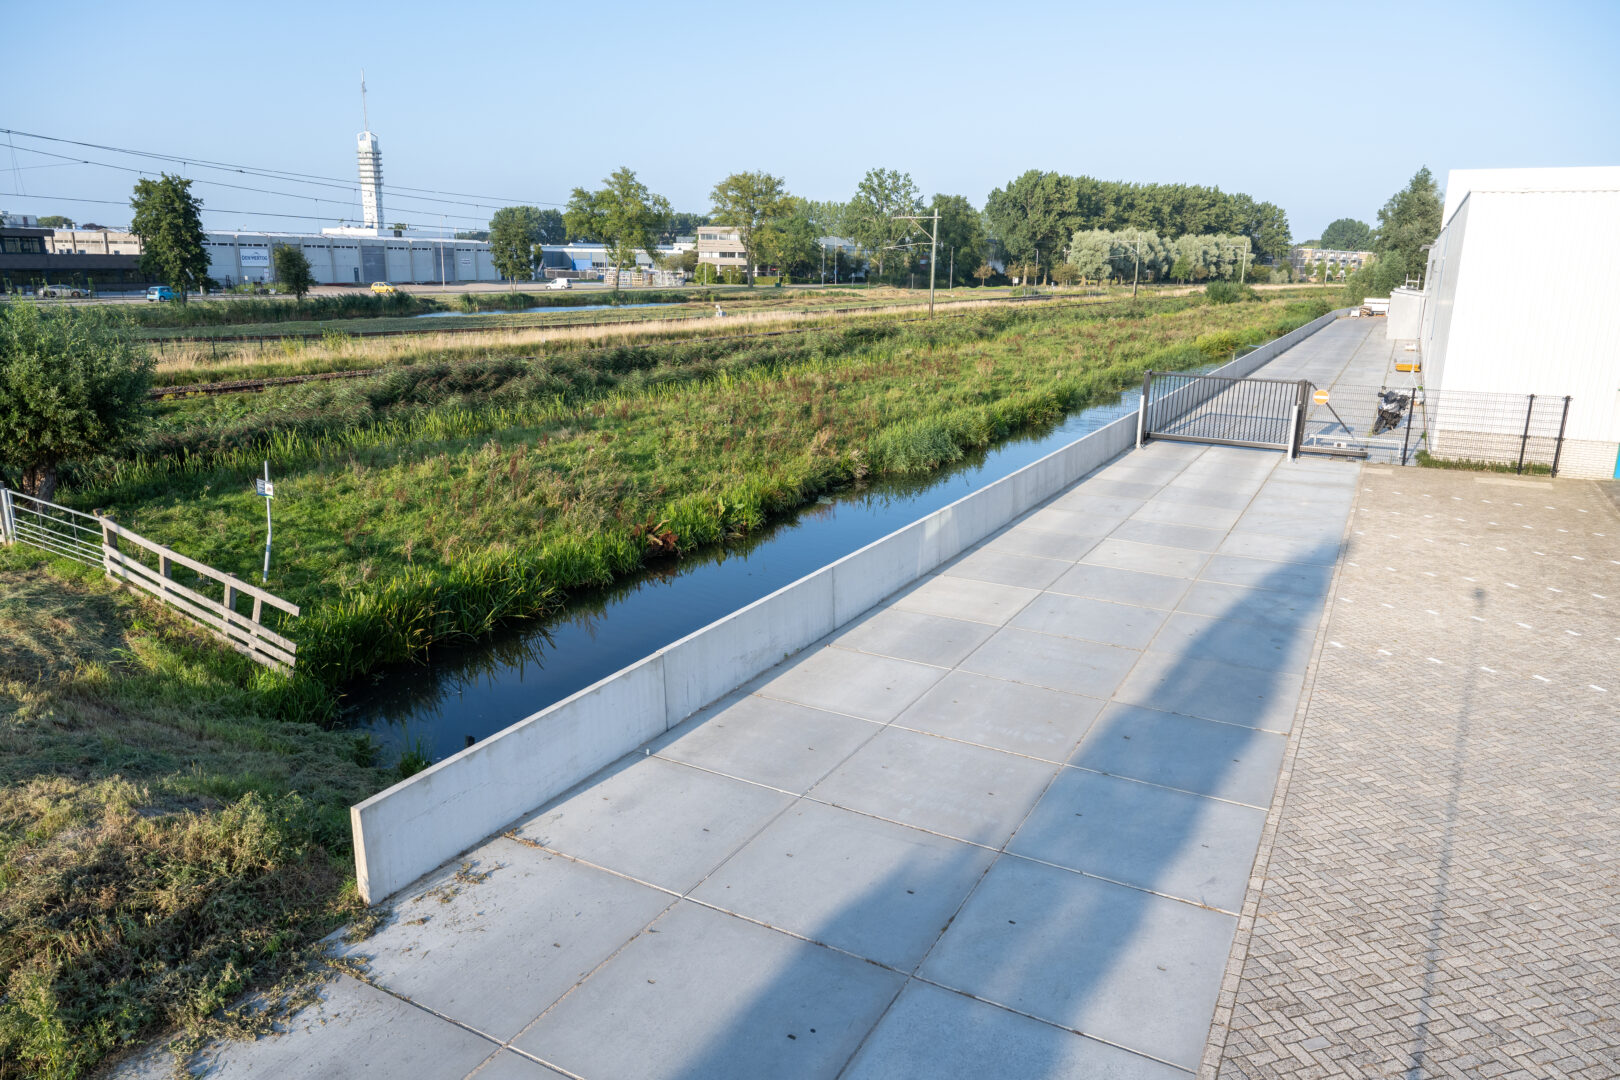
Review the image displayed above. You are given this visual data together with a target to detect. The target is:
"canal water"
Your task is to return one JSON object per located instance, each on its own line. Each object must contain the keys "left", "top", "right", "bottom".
{"left": 346, "top": 381, "right": 1170, "bottom": 763}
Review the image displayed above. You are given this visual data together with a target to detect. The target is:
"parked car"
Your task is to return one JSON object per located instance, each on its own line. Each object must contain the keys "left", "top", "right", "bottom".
{"left": 145, "top": 286, "right": 177, "bottom": 302}
{"left": 547, "top": 277, "right": 572, "bottom": 290}
{"left": 39, "top": 284, "right": 87, "bottom": 298}
{"left": 370, "top": 281, "right": 396, "bottom": 295}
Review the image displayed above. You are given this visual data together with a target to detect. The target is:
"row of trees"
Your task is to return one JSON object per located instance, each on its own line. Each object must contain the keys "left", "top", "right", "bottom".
{"left": 1063, "top": 230, "right": 1255, "bottom": 286}
{"left": 982, "top": 171, "right": 1291, "bottom": 281}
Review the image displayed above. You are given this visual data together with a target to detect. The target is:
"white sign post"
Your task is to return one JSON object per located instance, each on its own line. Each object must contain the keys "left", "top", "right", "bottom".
{"left": 254, "top": 462, "right": 275, "bottom": 582}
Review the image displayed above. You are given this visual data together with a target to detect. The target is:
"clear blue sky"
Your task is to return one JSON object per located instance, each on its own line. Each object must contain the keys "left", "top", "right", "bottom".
{"left": 5, "top": 0, "right": 1617, "bottom": 242}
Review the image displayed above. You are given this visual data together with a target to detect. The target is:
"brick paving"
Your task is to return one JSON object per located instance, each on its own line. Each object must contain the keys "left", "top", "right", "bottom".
{"left": 1211, "top": 465, "right": 1620, "bottom": 1079}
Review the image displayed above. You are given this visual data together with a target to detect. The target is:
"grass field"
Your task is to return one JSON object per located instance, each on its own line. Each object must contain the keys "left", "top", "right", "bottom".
{"left": 1, "top": 289, "right": 1333, "bottom": 1078}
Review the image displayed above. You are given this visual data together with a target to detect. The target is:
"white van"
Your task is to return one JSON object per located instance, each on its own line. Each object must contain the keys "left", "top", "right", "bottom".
{"left": 547, "top": 277, "right": 572, "bottom": 291}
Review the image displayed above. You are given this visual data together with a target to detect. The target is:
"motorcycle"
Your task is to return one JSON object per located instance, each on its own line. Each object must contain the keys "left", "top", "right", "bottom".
{"left": 1371, "top": 389, "right": 1410, "bottom": 435}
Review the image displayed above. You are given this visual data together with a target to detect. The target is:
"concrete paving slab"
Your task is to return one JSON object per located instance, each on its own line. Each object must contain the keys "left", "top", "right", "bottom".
{"left": 980, "top": 523, "right": 1103, "bottom": 562}
{"left": 1112, "top": 651, "right": 1304, "bottom": 732}
{"left": 1009, "top": 770, "right": 1266, "bottom": 911}
{"left": 892, "top": 670, "right": 1103, "bottom": 759}
{"left": 1072, "top": 703, "right": 1286, "bottom": 807}
{"left": 1128, "top": 497, "right": 1245, "bottom": 530}
{"left": 1217, "top": 530, "right": 1343, "bottom": 566}
{"left": 1109, "top": 518, "right": 1229, "bottom": 552}
{"left": 1174, "top": 579, "right": 1326, "bottom": 633}
{"left": 690, "top": 801, "right": 995, "bottom": 971}
{"left": 841, "top": 981, "right": 1185, "bottom": 1080}
{"left": 1048, "top": 491, "right": 1147, "bottom": 518}
{"left": 809, "top": 726, "right": 1057, "bottom": 845}
{"left": 651, "top": 693, "right": 880, "bottom": 794}
{"left": 919, "top": 857, "right": 1237, "bottom": 1069}
{"left": 512, "top": 756, "right": 794, "bottom": 893}
{"left": 1146, "top": 485, "right": 1256, "bottom": 511}
{"left": 1048, "top": 563, "right": 1192, "bottom": 610}
{"left": 755, "top": 645, "right": 946, "bottom": 721}
{"left": 1082, "top": 537, "right": 1211, "bottom": 579}
{"left": 513, "top": 901, "right": 903, "bottom": 1080}
{"left": 891, "top": 574, "right": 1040, "bottom": 625}
{"left": 961, "top": 626, "right": 1140, "bottom": 698}
{"left": 196, "top": 975, "right": 498, "bottom": 1078}
{"left": 1201, "top": 553, "right": 1336, "bottom": 596}
{"left": 1149, "top": 611, "right": 1317, "bottom": 674}
{"left": 831, "top": 607, "right": 998, "bottom": 668}
{"left": 940, "top": 546, "right": 1071, "bottom": 589}
{"left": 471, "top": 1052, "right": 572, "bottom": 1079}
{"left": 332, "top": 840, "right": 672, "bottom": 1040}
{"left": 1018, "top": 504, "right": 1132, "bottom": 538}
{"left": 1008, "top": 592, "right": 1169, "bottom": 650}
{"left": 1072, "top": 477, "right": 1165, "bottom": 501}
{"left": 1230, "top": 510, "right": 1353, "bottom": 542}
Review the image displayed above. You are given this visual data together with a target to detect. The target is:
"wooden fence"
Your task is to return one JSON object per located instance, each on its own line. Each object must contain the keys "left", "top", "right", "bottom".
{"left": 1, "top": 486, "right": 300, "bottom": 671}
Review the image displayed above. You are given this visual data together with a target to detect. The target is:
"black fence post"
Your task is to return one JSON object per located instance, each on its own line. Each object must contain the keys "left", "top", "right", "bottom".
{"left": 1399, "top": 392, "right": 1416, "bottom": 466}
{"left": 1516, "top": 393, "right": 1536, "bottom": 474}
{"left": 1551, "top": 395, "right": 1572, "bottom": 477}
{"left": 1140, "top": 370, "right": 1154, "bottom": 443}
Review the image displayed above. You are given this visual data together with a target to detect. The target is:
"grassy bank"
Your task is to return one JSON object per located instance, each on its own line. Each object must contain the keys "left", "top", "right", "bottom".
{"left": 0, "top": 549, "right": 385, "bottom": 1080}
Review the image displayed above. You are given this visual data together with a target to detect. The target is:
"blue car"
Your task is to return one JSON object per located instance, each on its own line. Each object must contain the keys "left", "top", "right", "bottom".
{"left": 145, "top": 285, "right": 176, "bottom": 302}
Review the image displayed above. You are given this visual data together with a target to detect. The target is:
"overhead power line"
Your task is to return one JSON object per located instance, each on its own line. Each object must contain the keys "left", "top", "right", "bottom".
{"left": 0, "top": 126, "right": 567, "bottom": 211}
{"left": 0, "top": 191, "right": 477, "bottom": 230}
{"left": 6, "top": 146, "right": 491, "bottom": 223}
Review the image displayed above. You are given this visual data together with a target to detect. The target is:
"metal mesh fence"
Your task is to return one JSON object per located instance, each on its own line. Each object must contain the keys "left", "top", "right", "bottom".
{"left": 1143, "top": 372, "right": 1304, "bottom": 450}
{"left": 1318, "top": 387, "right": 1572, "bottom": 473}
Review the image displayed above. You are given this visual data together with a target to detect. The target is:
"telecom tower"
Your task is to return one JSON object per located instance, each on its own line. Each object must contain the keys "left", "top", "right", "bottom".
{"left": 357, "top": 72, "right": 384, "bottom": 231}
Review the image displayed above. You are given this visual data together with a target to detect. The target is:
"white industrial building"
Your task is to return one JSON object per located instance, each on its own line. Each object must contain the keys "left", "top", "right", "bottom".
{"left": 1407, "top": 166, "right": 1620, "bottom": 479}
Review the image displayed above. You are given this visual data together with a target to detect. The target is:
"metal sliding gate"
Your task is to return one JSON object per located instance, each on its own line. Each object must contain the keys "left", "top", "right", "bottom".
{"left": 1137, "top": 369, "right": 1366, "bottom": 458}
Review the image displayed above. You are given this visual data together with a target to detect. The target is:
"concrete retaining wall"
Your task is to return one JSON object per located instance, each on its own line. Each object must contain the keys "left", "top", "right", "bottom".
{"left": 350, "top": 307, "right": 1346, "bottom": 903}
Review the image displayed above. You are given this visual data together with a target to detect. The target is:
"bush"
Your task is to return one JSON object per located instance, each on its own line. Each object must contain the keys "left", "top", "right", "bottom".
{"left": 1194, "top": 329, "right": 1242, "bottom": 360}
{"left": 1204, "top": 281, "right": 1257, "bottom": 304}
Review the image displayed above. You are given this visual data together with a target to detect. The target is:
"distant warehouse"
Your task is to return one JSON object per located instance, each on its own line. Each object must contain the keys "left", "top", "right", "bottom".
{"left": 203, "top": 230, "right": 500, "bottom": 289}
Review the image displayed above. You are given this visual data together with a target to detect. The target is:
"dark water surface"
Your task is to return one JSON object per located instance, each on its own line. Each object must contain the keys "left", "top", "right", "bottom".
{"left": 346, "top": 383, "right": 1163, "bottom": 762}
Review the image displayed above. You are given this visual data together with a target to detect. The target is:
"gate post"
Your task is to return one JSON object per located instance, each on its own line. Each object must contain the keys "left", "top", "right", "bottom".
{"left": 0, "top": 487, "right": 13, "bottom": 545}
{"left": 1138, "top": 370, "right": 1153, "bottom": 448}
{"left": 1516, "top": 393, "right": 1536, "bottom": 474}
{"left": 1550, "top": 395, "right": 1571, "bottom": 477}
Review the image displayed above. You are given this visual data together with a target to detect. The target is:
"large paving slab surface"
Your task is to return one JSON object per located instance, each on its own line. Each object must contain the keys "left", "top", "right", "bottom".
{"left": 133, "top": 318, "right": 1395, "bottom": 1079}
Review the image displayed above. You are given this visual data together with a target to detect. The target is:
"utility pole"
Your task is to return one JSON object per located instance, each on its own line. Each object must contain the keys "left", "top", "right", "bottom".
{"left": 949, "top": 246, "right": 955, "bottom": 294}
{"left": 891, "top": 207, "right": 940, "bottom": 314}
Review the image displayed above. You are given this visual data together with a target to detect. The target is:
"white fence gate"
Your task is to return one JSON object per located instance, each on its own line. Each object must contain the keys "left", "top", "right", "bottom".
{"left": 0, "top": 486, "right": 300, "bottom": 671}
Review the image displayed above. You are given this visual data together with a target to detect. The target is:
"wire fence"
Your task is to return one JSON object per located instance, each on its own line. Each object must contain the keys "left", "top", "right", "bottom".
{"left": 1319, "top": 386, "right": 1573, "bottom": 473}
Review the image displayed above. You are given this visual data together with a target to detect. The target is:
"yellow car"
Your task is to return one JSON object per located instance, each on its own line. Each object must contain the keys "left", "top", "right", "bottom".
{"left": 370, "top": 281, "right": 396, "bottom": 295}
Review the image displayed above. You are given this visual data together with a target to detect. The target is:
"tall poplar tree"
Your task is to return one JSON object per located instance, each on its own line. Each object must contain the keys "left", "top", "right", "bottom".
{"left": 129, "top": 174, "right": 210, "bottom": 303}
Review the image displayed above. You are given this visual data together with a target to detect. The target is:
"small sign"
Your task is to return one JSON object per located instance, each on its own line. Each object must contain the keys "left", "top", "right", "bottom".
{"left": 255, "top": 479, "right": 275, "bottom": 498}
{"left": 1312, "top": 389, "right": 1330, "bottom": 406}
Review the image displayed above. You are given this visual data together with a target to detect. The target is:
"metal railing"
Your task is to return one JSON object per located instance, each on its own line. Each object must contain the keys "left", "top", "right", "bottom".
{"left": 1, "top": 486, "right": 300, "bottom": 671}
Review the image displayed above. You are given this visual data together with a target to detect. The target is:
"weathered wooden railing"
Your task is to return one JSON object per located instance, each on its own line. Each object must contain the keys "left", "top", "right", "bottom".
{"left": 0, "top": 486, "right": 299, "bottom": 671}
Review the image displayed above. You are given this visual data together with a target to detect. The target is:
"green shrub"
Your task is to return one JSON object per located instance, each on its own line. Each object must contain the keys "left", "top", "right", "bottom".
{"left": 1194, "top": 329, "right": 1242, "bottom": 360}
{"left": 1204, "top": 281, "right": 1256, "bottom": 304}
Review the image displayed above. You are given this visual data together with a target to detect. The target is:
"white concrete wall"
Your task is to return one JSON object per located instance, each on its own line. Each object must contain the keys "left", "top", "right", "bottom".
{"left": 349, "top": 308, "right": 1346, "bottom": 903}
{"left": 1422, "top": 187, "right": 1620, "bottom": 477}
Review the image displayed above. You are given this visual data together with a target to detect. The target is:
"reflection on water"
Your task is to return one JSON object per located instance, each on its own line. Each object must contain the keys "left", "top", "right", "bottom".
{"left": 413, "top": 302, "right": 676, "bottom": 319}
{"left": 346, "top": 383, "right": 1160, "bottom": 763}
